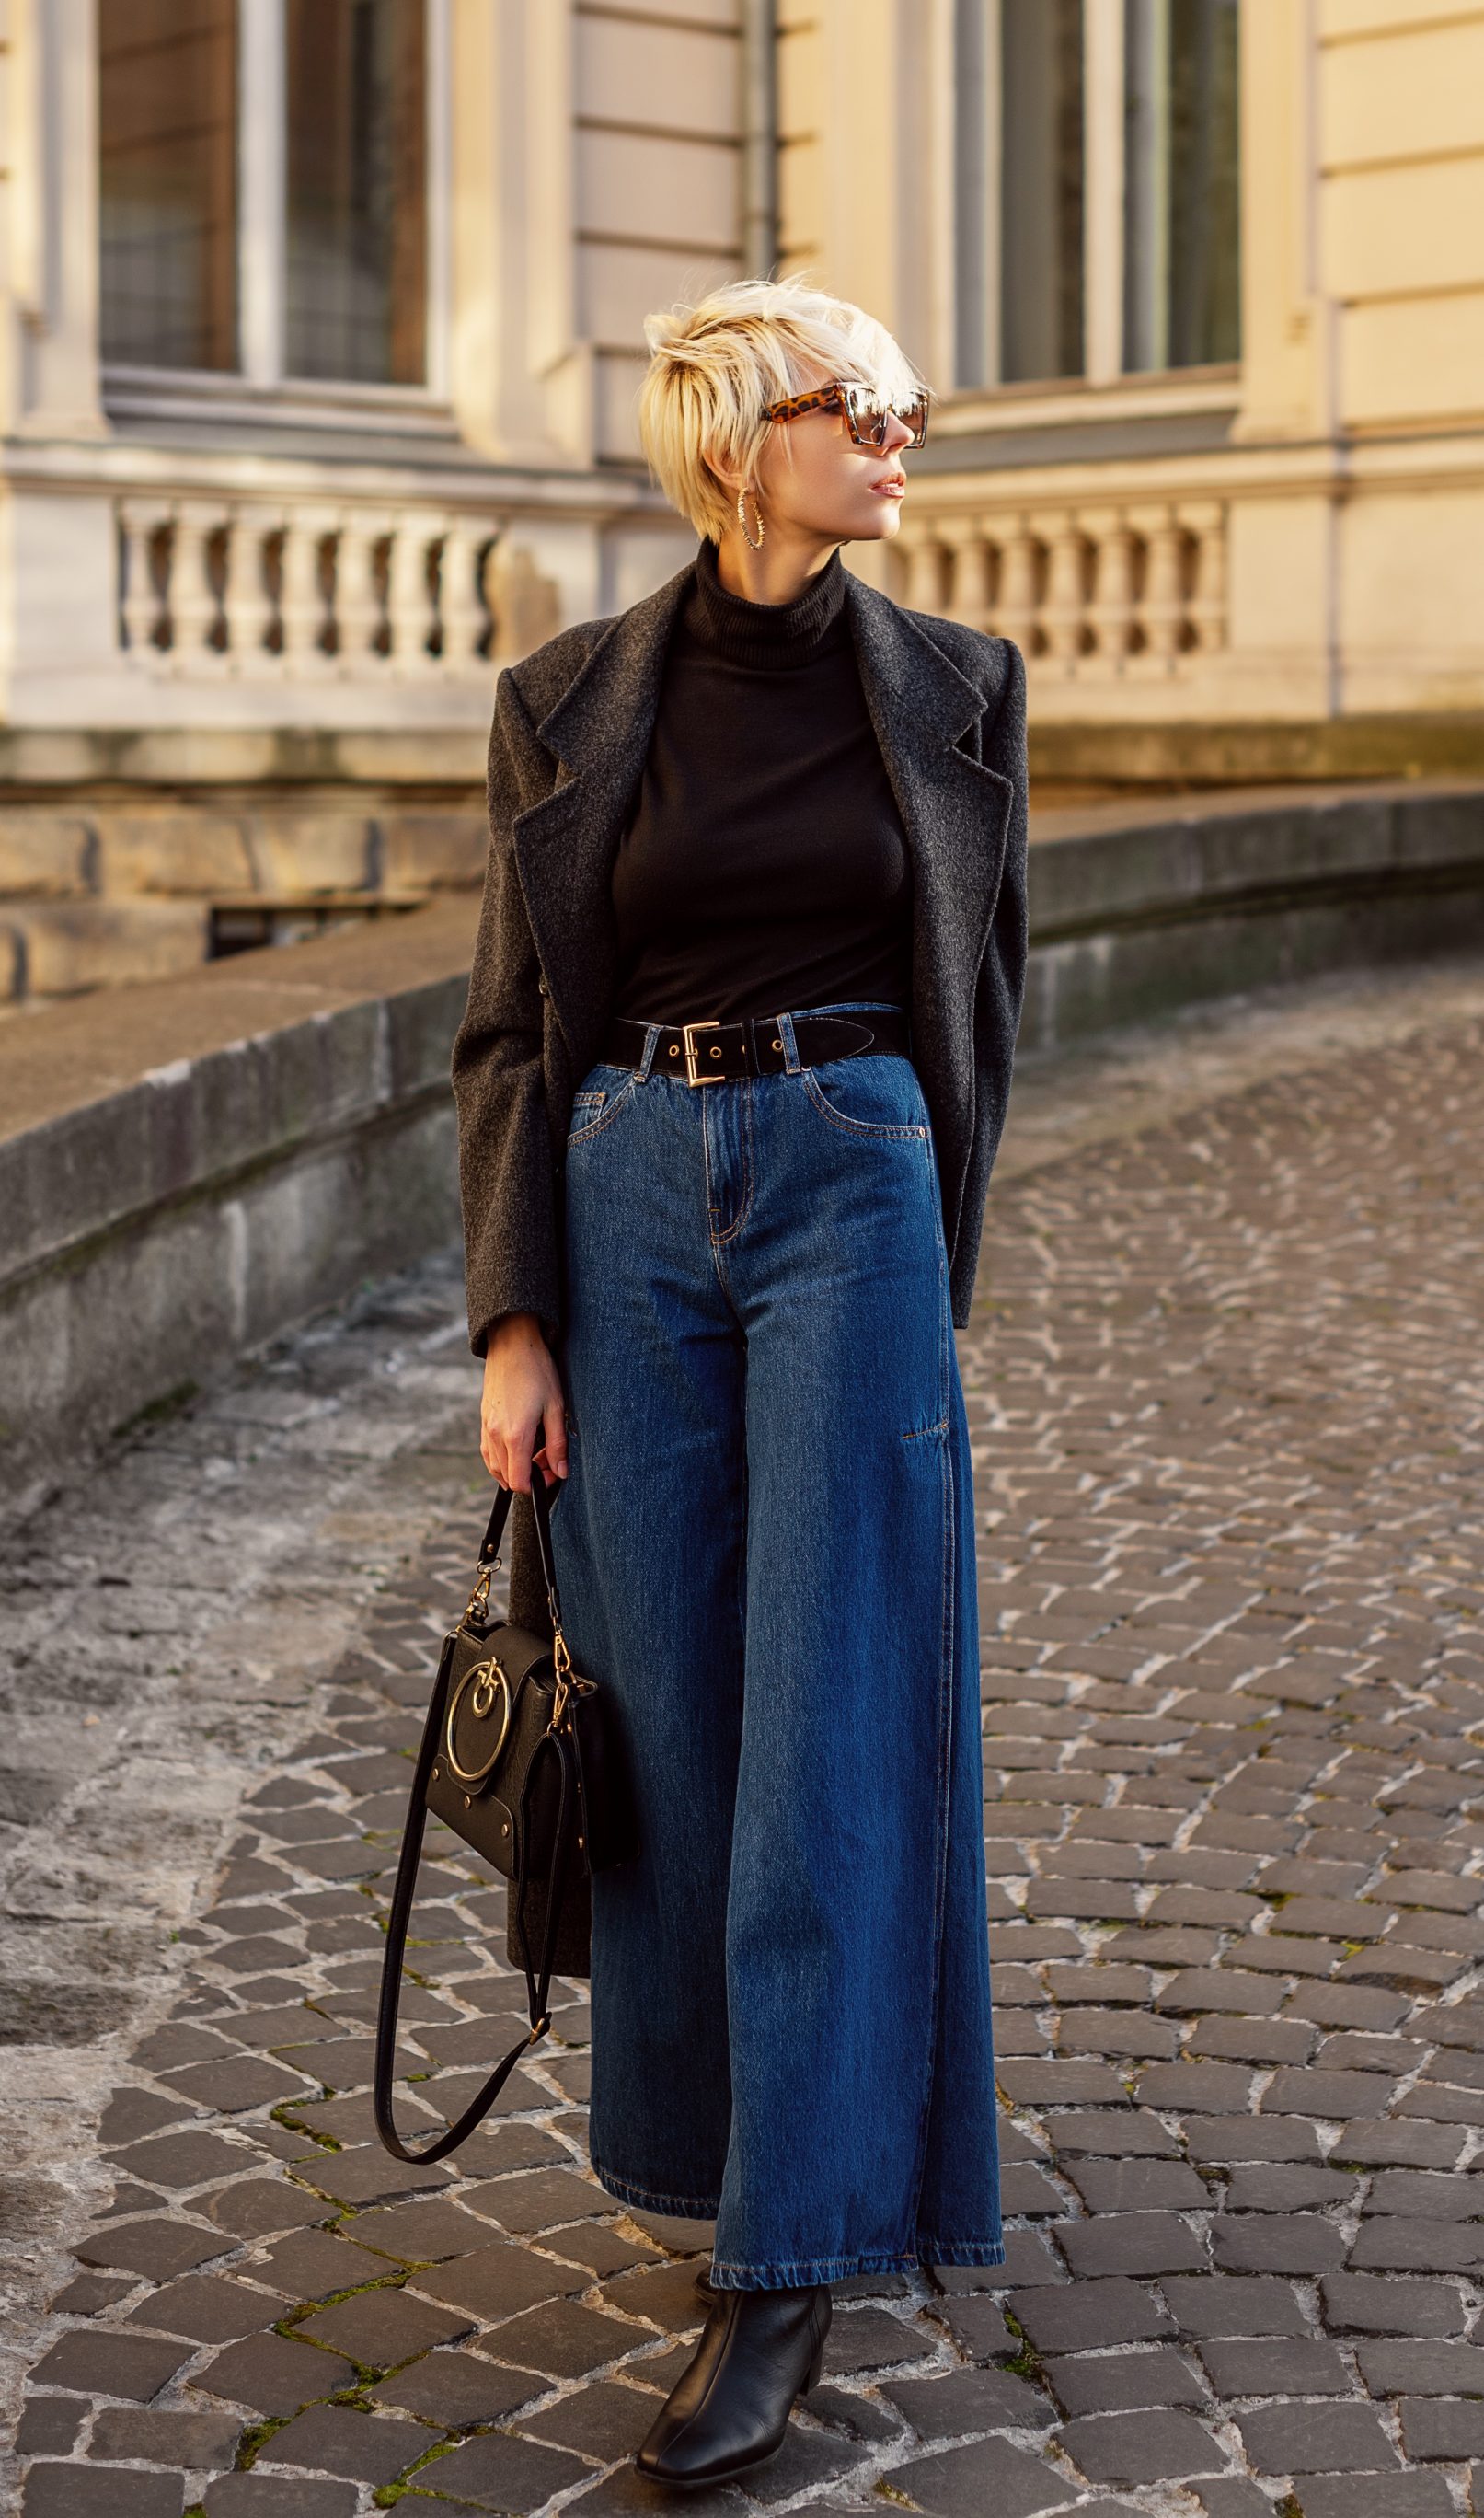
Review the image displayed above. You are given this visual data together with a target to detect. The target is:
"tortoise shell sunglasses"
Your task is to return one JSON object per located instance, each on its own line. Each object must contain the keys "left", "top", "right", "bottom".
{"left": 763, "top": 379, "right": 929, "bottom": 450}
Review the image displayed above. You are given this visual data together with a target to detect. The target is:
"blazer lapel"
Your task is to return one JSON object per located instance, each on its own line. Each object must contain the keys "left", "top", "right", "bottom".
{"left": 510, "top": 560, "right": 694, "bottom": 1076}
{"left": 843, "top": 572, "right": 1017, "bottom": 1198}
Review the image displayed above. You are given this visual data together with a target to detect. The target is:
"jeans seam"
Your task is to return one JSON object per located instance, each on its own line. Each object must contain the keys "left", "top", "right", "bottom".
{"left": 711, "top": 1076, "right": 756, "bottom": 1250}
{"left": 901, "top": 1245, "right": 957, "bottom": 2248}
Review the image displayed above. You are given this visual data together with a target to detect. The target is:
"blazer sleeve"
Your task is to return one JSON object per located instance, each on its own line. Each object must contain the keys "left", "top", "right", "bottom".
{"left": 451, "top": 667, "right": 562, "bottom": 1357}
{"left": 949, "top": 635, "right": 1030, "bottom": 1332}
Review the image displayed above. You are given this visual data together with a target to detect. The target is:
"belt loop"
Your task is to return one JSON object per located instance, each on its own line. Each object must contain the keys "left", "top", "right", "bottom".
{"left": 637, "top": 1021, "right": 660, "bottom": 1081}
{"left": 777, "top": 1011, "right": 801, "bottom": 1075}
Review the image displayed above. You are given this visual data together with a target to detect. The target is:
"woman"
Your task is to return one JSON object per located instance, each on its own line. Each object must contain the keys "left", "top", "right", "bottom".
{"left": 451, "top": 275, "right": 1029, "bottom": 2489}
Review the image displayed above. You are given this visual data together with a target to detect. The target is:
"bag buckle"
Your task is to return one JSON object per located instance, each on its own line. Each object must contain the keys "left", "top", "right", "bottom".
{"left": 549, "top": 1626, "right": 574, "bottom": 1729}
{"left": 682, "top": 1019, "right": 724, "bottom": 1084}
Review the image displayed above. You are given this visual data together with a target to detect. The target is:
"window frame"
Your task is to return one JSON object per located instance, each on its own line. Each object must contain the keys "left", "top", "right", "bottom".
{"left": 99, "top": 0, "right": 452, "bottom": 414}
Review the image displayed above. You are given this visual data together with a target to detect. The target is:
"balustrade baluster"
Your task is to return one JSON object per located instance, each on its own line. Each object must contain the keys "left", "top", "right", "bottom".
{"left": 222, "top": 510, "right": 274, "bottom": 666}
{"left": 900, "top": 528, "right": 947, "bottom": 617}
{"left": 1090, "top": 516, "right": 1138, "bottom": 665}
{"left": 337, "top": 514, "right": 388, "bottom": 667}
{"left": 168, "top": 504, "right": 222, "bottom": 666}
{"left": 1141, "top": 505, "right": 1186, "bottom": 667}
{"left": 998, "top": 524, "right": 1040, "bottom": 655}
{"left": 1044, "top": 514, "right": 1088, "bottom": 671}
{"left": 117, "top": 502, "right": 167, "bottom": 657}
{"left": 1181, "top": 502, "right": 1227, "bottom": 653}
{"left": 438, "top": 517, "right": 489, "bottom": 670}
{"left": 943, "top": 526, "right": 993, "bottom": 632}
{"left": 278, "top": 513, "right": 332, "bottom": 664}
{"left": 387, "top": 516, "right": 434, "bottom": 668}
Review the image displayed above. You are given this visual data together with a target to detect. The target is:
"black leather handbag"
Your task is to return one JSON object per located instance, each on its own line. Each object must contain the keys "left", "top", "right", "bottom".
{"left": 374, "top": 1471, "right": 639, "bottom": 2164}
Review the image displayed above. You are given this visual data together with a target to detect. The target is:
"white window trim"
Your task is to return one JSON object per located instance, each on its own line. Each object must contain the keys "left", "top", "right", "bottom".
{"left": 423, "top": 0, "right": 452, "bottom": 400}
{"left": 951, "top": 0, "right": 1001, "bottom": 391}
{"left": 931, "top": 364, "right": 1242, "bottom": 445}
{"left": 1084, "top": 0, "right": 1127, "bottom": 385}
{"left": 238, "top": 0, "right": 285, "bottom": 388}
{"left": 102, "top": 0, "right": 452, "bottom": 414}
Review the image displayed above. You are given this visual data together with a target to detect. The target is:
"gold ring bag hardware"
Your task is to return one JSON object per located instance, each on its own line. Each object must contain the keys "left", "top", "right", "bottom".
{"left": 374, "top": 1472, "right": 640, "bottom": 2164}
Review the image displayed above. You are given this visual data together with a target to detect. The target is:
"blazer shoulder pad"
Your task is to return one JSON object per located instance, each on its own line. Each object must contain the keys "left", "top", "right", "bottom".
{"left": 903, "top": 605, "right": 1018, "bottom": 710}
{"left": 501, "top": 614, "right": 615, "bottom": 721}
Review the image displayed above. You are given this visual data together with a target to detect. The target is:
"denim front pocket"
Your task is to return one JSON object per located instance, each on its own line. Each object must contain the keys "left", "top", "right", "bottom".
{"left": 566, "top": 1063, "right": 639, "bottom": 1146}
{"left": 801, "top": 1053, "right": 931, "bottom": 1140}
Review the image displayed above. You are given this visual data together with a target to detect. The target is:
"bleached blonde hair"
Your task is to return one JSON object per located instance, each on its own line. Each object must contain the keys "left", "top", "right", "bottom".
{"left": 637, "top": 273, "right": 929, "bottom": 544}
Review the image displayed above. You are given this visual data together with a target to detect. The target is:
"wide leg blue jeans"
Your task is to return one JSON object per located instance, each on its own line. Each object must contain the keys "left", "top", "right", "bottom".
{"left": 547, "top": 999, "right": 1003, "bottom": 2290}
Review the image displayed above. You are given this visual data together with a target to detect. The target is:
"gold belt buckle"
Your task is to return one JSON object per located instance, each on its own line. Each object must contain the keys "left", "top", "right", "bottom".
{"left": 682, "top": 1019, "right": 723, "bottom": 1084}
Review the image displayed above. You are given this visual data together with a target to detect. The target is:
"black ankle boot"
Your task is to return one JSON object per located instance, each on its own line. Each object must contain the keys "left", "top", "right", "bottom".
{"left": 636, "top": 2280, "right": 832, "bottom": 2488}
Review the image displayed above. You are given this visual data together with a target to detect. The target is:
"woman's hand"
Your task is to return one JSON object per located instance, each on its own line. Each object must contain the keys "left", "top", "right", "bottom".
{"left": 479, "top": 1312, "right": 569, "bottom": 1494}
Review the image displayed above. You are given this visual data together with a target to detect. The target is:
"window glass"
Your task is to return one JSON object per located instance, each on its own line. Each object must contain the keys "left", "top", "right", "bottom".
{"left": 999, "top": 0, "right": 1086, "bottom": 383}
{"left": 98, "top": 0, "right": 237, "bottom": 370}
{"left": 284, "top": 0, "right": 427, "bottom": 385}
{"left": 1124, "top": 0, "right": 1240, "bottom": 371}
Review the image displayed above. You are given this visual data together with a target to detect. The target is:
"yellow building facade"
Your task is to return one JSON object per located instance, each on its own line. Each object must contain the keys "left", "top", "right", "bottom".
{"left": 0, "top": 0, "right": 1478, "bottom": 801}
{"left": 800, "top": 0, "right": 1484, "bottom": 774}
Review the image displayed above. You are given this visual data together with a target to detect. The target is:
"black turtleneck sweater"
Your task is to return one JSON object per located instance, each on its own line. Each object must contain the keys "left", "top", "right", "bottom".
{"left": 609, "top": 537, "right": 913, "bottom": 1025}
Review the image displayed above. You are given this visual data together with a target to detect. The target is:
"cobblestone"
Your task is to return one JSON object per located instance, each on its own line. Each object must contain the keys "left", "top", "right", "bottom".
{"left": 5, "top": 955, "right": 1484, "bottom": 2512}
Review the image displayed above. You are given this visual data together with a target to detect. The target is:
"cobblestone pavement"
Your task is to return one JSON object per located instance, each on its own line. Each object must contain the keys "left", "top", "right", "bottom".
{"left": 6, "top": 955, "right": 1484, "bottom": 2518}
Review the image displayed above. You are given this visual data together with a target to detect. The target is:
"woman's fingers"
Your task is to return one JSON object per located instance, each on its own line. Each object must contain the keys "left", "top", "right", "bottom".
{"left": 477, "top": 1325, "right": 566, "bottom": 1493}
{"left": 542, "top": 1393, "right": 569, "bottom": 1479}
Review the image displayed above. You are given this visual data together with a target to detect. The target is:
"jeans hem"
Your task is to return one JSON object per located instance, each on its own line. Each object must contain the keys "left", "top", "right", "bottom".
{"left": 588, "top": 2160, "right": 1005, "bottom": 2282}
{"left": 707, "top": 2236, "right": 1006, "bottom": 2289}
{"left": 921, "top": 2237, "right": 1007, "bottom": 2268}
{"left": 589, "top": 2156, "right": 721, "bottom": 2219}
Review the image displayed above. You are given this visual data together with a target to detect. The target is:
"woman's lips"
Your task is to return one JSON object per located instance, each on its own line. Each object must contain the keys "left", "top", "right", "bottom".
{"left": 870, "top": 479, "right": 906, "bottom": 499}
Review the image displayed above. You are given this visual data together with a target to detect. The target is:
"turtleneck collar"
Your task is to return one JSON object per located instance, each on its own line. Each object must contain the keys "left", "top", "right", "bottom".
{"left": 685, "top": 535, "right": 848, "bottom": 671}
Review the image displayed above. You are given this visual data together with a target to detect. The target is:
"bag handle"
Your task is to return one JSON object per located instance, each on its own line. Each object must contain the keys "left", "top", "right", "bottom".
{"left": 467, "top": 1469, "right": 565, "bottom": 1642}
{"left": 374, "top": 1471, "right": 574, "bottom": 2166}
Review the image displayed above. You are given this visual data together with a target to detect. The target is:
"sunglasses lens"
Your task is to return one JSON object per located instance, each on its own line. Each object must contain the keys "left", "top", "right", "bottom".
{"left": 845, "top": 387, "right": 927, "bottom": 447}
{"left": 899, "top": 394, "right": 928, "bottom": 446}
{"left": 836, "top": 387, "right": 877, "bottom": 444}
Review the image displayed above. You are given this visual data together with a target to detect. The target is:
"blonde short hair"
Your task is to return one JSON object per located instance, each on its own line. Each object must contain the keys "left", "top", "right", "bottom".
{"left": 637, "top": 272, "right": 929, "bottom": 544}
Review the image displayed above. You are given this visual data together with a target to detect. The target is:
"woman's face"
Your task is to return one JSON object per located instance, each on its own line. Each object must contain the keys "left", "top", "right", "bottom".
{"left": 742, "top": 380, "right": 918, "bottom": 549}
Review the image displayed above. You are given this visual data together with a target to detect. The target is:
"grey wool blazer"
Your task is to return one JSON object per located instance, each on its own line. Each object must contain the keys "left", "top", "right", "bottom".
{"left": 451, "top": 544, "right": 1030, "bottom": 1633}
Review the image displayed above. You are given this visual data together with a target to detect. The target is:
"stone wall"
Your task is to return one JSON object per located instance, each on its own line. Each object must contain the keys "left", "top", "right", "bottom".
{"left": 0, "top": 803, "right": 486, "bottom": 1010}
{"left": 1023, "top": 779, "right": 1484, "bottom": 1047}
{"left": 0, "top": 900, "right": 477, "bottom": 1517}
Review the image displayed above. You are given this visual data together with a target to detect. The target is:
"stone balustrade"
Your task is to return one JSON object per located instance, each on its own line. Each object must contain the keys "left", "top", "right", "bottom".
{"left": 114, "top": 497, "right": 502, "bottom": 679}
{"left": 890, "top": 499, "right": 1228, "bottom": 681}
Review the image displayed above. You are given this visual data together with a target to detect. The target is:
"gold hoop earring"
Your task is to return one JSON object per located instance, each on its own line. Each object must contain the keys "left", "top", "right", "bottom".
{"left": 737, "top": 484, "right": 765, "bottom": 550}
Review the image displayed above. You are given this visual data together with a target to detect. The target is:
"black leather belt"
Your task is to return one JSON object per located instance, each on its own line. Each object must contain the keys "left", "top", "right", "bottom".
{"left": 600, "top": 1006, "right": 912, "bottom": 1085}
